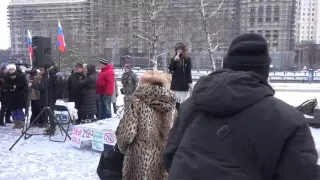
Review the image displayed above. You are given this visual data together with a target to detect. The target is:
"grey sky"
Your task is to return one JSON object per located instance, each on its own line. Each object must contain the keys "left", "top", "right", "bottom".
{"left": 0, "top": 0, "right": 10, "bottom": 50}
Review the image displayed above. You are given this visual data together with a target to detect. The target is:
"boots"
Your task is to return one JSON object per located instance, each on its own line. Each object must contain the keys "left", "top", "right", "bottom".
{"left": 12, "top": 121, "right": 18, "bottom": 129}
{"left": 16, "top": 121, "right": 24, "bottom": 129}
{"left": 13, "top": 121, "right": 23, "bottom": 129}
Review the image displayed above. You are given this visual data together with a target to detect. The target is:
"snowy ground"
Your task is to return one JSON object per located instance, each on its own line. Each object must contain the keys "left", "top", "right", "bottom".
{"left": 1, "top": 88, "right": 320, "bottom": 179}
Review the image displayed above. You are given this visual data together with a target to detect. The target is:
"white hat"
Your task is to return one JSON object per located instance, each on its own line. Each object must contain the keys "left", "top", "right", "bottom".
{"left": 6, "top": 64, "right": 16, "bottom": 71}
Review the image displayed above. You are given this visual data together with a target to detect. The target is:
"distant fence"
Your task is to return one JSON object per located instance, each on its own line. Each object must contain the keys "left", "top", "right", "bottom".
{"left": 114, "top": 68, "right": 320, "bottom": 83}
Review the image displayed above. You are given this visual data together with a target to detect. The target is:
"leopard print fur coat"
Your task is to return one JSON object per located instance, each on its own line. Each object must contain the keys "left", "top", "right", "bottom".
{"left": 116, "top": 84, "right": 176, "bottom": 180}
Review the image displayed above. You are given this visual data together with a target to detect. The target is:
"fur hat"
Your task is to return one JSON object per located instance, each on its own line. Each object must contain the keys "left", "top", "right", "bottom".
{"left": 6, "top": 64, "right": 16, "bottom": 71}
{"left": 74, "top": 62, "right": 83, "bottom": 68}
{"left": 140, "top": 71, "right": 169, "bottom": 88}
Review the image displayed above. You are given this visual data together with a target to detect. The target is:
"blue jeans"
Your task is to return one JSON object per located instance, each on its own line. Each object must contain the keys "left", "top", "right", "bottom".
{"left": 11, "top": 109, "right": 24, "bottom": 121}
{"left": 98, "top": 95, "right": 112, "bottom": 119}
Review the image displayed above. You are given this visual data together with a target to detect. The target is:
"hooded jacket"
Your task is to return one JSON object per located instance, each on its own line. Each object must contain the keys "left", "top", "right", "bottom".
{"left": 163, "top": 69, "right": 319, "bottom": 180}
{"left": 78, "top": 64, "right": 97, "bottom": 116}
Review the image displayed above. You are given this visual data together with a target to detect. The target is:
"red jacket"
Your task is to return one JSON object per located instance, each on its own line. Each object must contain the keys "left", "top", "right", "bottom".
{"left": 96, "top": 65, "right": 115, "bottom": 96}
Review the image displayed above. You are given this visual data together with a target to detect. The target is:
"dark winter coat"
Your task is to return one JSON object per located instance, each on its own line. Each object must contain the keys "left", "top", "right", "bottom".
{"left": 68, "top": 72, "right": 84, "bottom": 109}
{"left": 0, "top": 72, "right": 5, "bottom": 100}
{"left": 96, "top": 65, "right": 115, "bottom": 96}
{"left": 56, "top": 78, "right": 68, "bottom": 99}
{"left": 79, "top": 65, "right": 97, "bottom": 117}
{"left": 169, "top": 57, "right": 192, "bottom": 91}
{"left": 31, "top": 72, "right": 58, "bottom": 107}
{"left": 121, "top": 70, "right": 138, "bottom": 96}
{"left": 93, "top": 72, "right": 100, "bottom": 101}
{"left": 163, "top": 69, "right": 320, "bottom": 180}
{"left": 3, "top": 73, "right": 28, "bottom": 111}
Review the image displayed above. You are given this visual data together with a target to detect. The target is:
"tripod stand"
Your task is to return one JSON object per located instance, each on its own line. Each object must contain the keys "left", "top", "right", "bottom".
{"left": 9, "top": 68, "right": 71, "bottom": 151}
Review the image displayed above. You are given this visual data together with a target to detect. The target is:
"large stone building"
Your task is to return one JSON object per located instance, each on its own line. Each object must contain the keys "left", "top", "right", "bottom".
{"left": 239, "top": 0, "right": 296, "bottom": 70}
{"left": 8, "top": 0, "right": 296, "bottom": 69}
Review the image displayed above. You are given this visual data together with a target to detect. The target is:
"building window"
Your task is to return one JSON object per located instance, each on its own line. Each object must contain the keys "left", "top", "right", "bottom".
{"left": 265, "top": 30, "right": 271, "bottom": 38}
{"left": 273, "top": 30, "right": 279, "bottom": 38}
{"left": 274, "top": 6, "right": 279, "bottom": 21}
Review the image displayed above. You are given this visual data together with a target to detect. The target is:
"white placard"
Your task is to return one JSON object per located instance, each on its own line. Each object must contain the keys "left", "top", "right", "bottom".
{"left": 103, "top": 130, "right": 117, "bottom": 146}
{"left": 92, "top": 130, "right": 104, "bottom": 151}
{"left": 71, "top": 126, "right": 82, "bottom": 148}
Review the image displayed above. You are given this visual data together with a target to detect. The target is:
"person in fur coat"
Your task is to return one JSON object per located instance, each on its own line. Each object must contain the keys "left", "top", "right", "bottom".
{"left": 116, "top": 71, "right": 176, "bottom": 180}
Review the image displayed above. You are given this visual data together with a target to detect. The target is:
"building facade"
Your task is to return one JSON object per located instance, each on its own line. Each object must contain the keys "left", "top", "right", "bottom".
{"left": 239, "top": 0, "right": 296, "bottom": 70}
{"left": 8, "top": 0, "right": 296, "bottom": 69}
{"left": 294, "top": 0, "right": 320, "bottom": 43}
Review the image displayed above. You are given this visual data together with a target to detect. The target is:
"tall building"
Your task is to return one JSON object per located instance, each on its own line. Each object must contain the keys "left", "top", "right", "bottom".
{"left": 239, "top": 0, "right": 296, "bottom": 69}
{"left": 7, "top": 0, "right": 102, "bottom": 64}
{"left": 8, "top": 0, "right": 297, "bottom": 69}
{"left": 295, "top": 0, "right": 320, "bottom": 44}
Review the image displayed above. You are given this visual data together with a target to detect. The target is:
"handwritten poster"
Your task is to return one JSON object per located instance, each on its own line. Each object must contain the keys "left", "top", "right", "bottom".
{"left": 71, "top": 126, "right": 82, "bottom": 148}
{"left": 104, "top": 130, "right": 117, "bottom": 146}
{"left": 92, "top": 130, "right": 104, "bottom": 151}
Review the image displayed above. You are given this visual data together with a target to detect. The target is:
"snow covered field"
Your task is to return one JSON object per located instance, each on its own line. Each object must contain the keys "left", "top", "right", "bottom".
{"left": 0, "top": 88, "right": 320, "bottom": 179}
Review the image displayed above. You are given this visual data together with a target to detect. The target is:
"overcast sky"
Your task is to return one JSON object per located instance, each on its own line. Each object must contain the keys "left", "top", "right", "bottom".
{"left": 0, "top": 0, "right": 10, "bottom": 50}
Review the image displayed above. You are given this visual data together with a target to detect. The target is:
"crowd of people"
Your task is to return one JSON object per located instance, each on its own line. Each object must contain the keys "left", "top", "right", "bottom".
{"left": 0, "top": 57, "right": 139, "bottom": 135}
{"left": 113, "top": 35, "right": 320, "bottom": 180}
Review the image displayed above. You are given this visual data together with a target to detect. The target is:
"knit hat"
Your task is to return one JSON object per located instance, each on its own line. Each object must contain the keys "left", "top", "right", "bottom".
{"left": 100, "top": 58, "right": 108, "bottom": 65}
{"left": 124, "top": 64, "right": 132, "bottom": 70}
{"left": 223, "top": 33, "right": 271, "bottom": 80}
{"left": 74, "top": 61, "right": 83, "bottom": 68}
{"left": 6, "top": 64, "right": 16, "bottom": 71}
{"left": 0, "top": 63, "right": 8, "bottom": 70}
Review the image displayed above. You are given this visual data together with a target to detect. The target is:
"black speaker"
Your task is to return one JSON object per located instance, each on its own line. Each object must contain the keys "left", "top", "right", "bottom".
{"left": 32, "top": 36, "right": 52, "bottom": 68}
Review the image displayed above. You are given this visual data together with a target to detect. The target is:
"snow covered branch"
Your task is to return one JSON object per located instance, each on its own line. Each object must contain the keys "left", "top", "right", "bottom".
{"left": 207, "top": 0, "right": 225, "bottom": 19}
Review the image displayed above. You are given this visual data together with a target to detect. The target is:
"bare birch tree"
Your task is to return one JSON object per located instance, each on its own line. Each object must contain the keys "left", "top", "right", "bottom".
{"left": 197, "top": 0, "right": 232, "bottom": 71}
{"left": 129, "top": 0, "right": 173, "bottom": 70}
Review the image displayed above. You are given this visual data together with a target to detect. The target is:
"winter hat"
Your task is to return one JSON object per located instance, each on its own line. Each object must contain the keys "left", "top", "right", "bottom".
{"left": 100, "top": 58, "right": 108, "bottom": 65}
{"left": 0, "top": 63, "right": 8, "bottom": 70}
{"left": 223, "top": 33, "right": 271, "bottom": 80}
{"left": 6, "top": 64, "right": 16, "bottom": 71}
{"left": 124, "top": 64, "right": 132, "bottom": 70}
{"left": 74, "top": 61, "right": 83, "bottom": 68}
{"left": 56, "top": 72, "right": 64, "bottom": 78}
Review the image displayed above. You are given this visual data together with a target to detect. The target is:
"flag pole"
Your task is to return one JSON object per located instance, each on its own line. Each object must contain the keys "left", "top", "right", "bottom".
{"left": 58, "top": 50, "right": 61, "bottom": 71}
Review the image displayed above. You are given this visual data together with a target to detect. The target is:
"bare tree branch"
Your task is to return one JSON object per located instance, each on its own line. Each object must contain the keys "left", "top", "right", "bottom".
{"left": 132, "top": 31, "right": 154, "bottom": 44}
{"left": 207, "top": 0, "right": 225, "bottom": 19}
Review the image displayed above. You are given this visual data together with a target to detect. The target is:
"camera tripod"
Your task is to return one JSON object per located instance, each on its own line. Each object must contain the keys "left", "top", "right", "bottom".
{"left": 9, "top": 68, "right": 71, "bottom": 151}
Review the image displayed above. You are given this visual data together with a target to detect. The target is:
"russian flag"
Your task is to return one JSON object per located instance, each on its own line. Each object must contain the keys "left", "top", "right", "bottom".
{"left": 27, "top": 30, "right": 33, "bottom": 65}
{"left": 58, "top": 21, "right": 66, "bottom": 52}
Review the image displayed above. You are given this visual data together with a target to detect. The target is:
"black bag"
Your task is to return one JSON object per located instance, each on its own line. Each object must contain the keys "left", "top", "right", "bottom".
{"left": 97, "top": 145, "right": 124, "bottom": 180}
{"left": 120, "top": 88, "right": 124, "bottom": 95}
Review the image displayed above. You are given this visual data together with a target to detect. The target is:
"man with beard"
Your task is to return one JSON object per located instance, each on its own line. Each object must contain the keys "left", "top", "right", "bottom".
{"left": 163, "top": 34, "right": 320, "bottom": 179}
{"left": 68, "top": 62, "right": 84, "bottom": 124}
{"left": 3, "top": 64, "right": 28, "bottom": 129}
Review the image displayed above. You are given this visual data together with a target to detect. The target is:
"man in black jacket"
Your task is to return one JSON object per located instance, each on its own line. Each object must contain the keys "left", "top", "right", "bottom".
{"left": 163, "top": 34, "right": 320, "bottom": 180}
